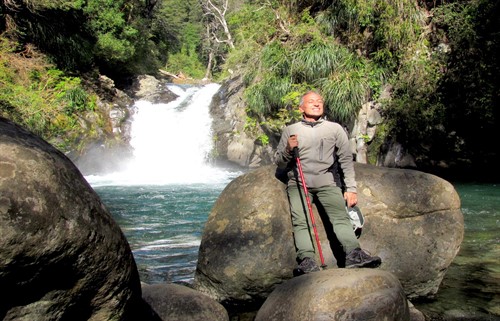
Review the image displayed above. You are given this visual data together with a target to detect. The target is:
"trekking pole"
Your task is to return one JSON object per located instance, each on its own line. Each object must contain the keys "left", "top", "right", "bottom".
{"left": 293, "top": 147, "right": 327, "bottom": 268}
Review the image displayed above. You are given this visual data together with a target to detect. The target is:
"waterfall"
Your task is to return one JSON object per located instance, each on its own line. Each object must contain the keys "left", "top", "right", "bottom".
{"left": 86, "top": 83, "right": 238, "bottom": 186}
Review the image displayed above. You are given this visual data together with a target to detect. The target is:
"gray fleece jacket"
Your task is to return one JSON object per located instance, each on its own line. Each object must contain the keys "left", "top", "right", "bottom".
{"left": 275, "top": 118, "right": 357, "bottom": 193}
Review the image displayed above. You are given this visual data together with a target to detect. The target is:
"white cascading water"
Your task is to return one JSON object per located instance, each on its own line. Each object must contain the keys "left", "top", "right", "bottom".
{"left": 86, "top": 83, "right": 237, "bottom": 186}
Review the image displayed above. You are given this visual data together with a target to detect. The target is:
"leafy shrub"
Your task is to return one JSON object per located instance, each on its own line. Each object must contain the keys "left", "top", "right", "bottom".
{"left": 0, "top": 37, "right": 97, "bottom": 150}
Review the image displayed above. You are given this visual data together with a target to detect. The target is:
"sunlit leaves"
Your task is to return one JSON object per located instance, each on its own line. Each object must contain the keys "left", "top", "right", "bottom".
{"left": 245, "top": 34, "right": 369, "bottom": 126}
{"left": 314, "top": 69, "right": 368, "bottom": 124}
{"left": 245, "top": 74, "right": 292, "bottom": 114}
{"left": 290, "top": 41, "right": 344, "bottom": 82}
{"left": 261, "top": 42, "right": 290, "bottom": 77}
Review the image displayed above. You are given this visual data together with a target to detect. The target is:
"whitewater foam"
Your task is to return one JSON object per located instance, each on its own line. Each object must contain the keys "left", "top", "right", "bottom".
{"left": 85, "top": 83, "right": 241, "bottom": 186}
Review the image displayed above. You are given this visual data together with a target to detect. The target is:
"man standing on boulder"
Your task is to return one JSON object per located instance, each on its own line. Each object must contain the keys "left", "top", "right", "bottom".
{"left": 275, "top": 90, "right": 381, "bottom": 274}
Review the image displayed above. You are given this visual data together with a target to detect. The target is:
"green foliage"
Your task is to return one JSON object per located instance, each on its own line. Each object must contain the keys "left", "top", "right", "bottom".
{"left": 242, "top": 115, "right": 269, "bottom": 146}
{"left": 228, "top": 4, "right": 277, "bottom": 46}
{"left": 94, "top": 32, "right": 134, "bottom": 61}
{"left": 63, "top": 86, "right": 94, "bottom": 115}
{"left": 0, "top": 37, "right": 98, "bottom": 150}
{"left": 262, "top": 107, "right": 302, "bottom": 133}
{"left": 244, "top": 33, "right": 370, "bottom": 125}
{"left": 378, "top": 33, "right": 445, "bottom": 155}
{"left": 1, "top": 0, "right": 174, "bottom": 74}
{"left": 316, "top": 0, "right": 425, "bottom": 70}
{"left": 432, "top": 3, "right": 477, "bottom": 48}
{"left": 314, "top": 69, "right": 368, "bottom": 124}
{"left": 83, "top": 0, "right": 145, "bottom": 66}
{"left": 261, "top": 42, "right": 290, "bottom": 77}
{"left": 364, "top": 62, "right": 387, "bottom": 98}
{"left": 165, "top": 45, "right": 206, "bottom": 79}
{"left": 22, "top": 0, "right": 85, "bottom": 11}
{"left": 281, "top": 85, "right": 313, "bottom": 109}
{"left": 154, "top": 0, "right": 206, "bottom": 77}
{"left": 290, "top": 41, "right": 343, "bottom": 81}
{"left": 429, "top": 0, "right": 499, "bottom": 167}
{"left": 376, "top": 0, "right": 498, "bottom": 170}
{"left": 219, "top": 3, "right": 282, "bottom": 80}
{"left": 374, "top": 1, "right": 425, "bottom": 53}
{"left": 245, "top": 74, "right": 292, "bottom": 114}
{"left": 82, "top": 0, "right": 157, "bottom": 73}
{"left": 258, "top": 134, "right": 270, "bottom": 146}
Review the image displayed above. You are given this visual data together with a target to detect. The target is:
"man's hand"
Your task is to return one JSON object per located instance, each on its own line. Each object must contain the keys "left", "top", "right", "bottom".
{"left": 287, "top": 135, "right": 299, "bottom": 153}
{"left": 344, "top": 192, "right": 358, "bottom": 208}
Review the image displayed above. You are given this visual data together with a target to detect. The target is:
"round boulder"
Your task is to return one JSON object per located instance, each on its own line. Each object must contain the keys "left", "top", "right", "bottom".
{"left": 354, "top": 163, "right": 464, "bottom": 299}
{"left": 193, "top": 165, "right": 296, "bottom": 306}
{"left": 0, "top": 117, "right": 143, "bottom": 320}
{"left": 142, "top": 283, "right": 229, "bottom": 321}
{"left": 255, "top": 269, "right": 409, "bottom": 321}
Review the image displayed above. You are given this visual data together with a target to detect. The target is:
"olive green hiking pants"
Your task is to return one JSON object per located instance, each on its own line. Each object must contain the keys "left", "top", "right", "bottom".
{"left": 287, "top": 185, "right": 360, "bottom": 261}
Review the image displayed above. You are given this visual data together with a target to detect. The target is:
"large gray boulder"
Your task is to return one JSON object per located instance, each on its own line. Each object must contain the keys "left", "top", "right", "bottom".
{"left": 194, "top": 163, "right": 463, "bottom": 306}
{"left": 127, "top": 74, "right": 178, "bottom": 104}
{"left": 354, "top": 163, "right": 464, "bottom": 299}
{"left": 255, "top": 269, "right": 409, "bottom": 321}
{"left": 193, "top": 165, "right": 296, "bottom": 306}
{"left": 142, "top": 283, "right": 229, "bottom": 321}
{"left": 0, "top": 117, "right": 146, "bottom": 320}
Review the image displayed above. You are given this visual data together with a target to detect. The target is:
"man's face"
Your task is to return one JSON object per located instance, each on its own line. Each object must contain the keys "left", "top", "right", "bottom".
{"left": 299, "top": 92, "right": 324, "bottom": 121}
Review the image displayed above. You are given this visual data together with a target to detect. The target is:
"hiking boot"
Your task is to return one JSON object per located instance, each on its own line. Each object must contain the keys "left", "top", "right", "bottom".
{"left": 345, "top": 248, "right": 381, "bottom": 268}
{"left": 293, "top": 257, "right": 321, "bottom": 276}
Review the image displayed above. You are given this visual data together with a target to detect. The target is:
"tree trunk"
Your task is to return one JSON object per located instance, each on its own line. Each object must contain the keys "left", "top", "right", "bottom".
{"left": 204, "top": 51, "right": 214, "bottom": 80}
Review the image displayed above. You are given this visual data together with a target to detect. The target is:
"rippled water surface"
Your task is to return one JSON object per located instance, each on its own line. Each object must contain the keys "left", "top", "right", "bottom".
{"left": 414, "top": 183, "right": 500, "bottom": 318}
{"left": 94, "top": 184, "right": 226, "bottom": 284}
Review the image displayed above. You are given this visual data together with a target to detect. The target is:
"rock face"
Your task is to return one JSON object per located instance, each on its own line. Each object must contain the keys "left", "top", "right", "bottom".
{"left": 127, "top": 74, "right": 178, "bottom": 104}
{"left": 0, "top": 117, "right": 144, "bottom": 320}
{"left": 351, "top": 101, "right": 385, "bottom": 165}
{"left": 193, "top": 165, "right": 296, "bottom": 307}
{"left": 70, "top": 74, "right": 134, "bottom": 176}
{"left": 255, "top": 269, "right": 409, "bottom": 321}
{"left": 142, "top": 283, "right": 229, "bottom": 321}
{"left": 194, "top": 163, "right": 464, "bottom": 307}
{"left": 210, "top": 74, "right": 276, "bottom": 168}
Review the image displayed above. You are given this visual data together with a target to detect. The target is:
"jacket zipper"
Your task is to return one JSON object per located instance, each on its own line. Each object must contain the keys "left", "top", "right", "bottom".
{"left": 319, "top": 138, "right": 324, "bottom": 161}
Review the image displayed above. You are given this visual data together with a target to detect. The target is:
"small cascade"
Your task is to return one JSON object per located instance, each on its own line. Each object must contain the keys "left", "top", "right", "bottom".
{"left": 86, "top": 83, "right": 237, "bottom": 186}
